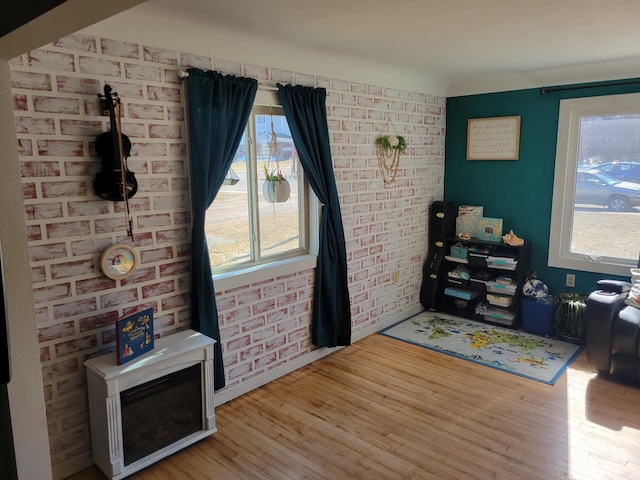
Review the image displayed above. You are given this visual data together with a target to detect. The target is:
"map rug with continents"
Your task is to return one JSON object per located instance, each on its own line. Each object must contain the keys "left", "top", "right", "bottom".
{"left": 380, "top": 311, "right": 582, "bottom": 385}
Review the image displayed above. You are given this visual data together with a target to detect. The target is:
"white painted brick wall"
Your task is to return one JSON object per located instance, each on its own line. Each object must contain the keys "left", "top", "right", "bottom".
{"left": 10, "top": 31, "right": 445, "bottom": 478}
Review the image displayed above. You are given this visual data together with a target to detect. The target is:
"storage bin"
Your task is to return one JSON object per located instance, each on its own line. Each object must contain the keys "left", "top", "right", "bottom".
{"left": 486, "top": 281, "right": 517, "bottom": 295}
{"left": 444, "top": 287, "right": 478, "bottom": 301}
{"left": 450, "top": 245, "right": 468, "bottom": 260}
{"left": 484, "top": 307, "right": 516, "bottom": 326}
{"left": 521, "top": 297, "right": 556, "bottom": 336}
{"left": 486, "top": 293, "right": 513, "bottom": 307}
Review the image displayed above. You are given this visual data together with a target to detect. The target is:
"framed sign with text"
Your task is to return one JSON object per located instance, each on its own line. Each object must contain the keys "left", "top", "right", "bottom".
{"left": 467, "top": 116, "right": 521, "bottom": 160}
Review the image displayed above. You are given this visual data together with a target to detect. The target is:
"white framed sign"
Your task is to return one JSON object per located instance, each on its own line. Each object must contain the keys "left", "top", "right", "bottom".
{"left": 467, "top": 116, "right": 521, "bottom": 160}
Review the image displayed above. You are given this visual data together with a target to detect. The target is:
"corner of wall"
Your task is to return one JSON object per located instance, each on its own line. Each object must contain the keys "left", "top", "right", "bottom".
{"left": 0, "top": 59, "right": 53, "bottom": 480}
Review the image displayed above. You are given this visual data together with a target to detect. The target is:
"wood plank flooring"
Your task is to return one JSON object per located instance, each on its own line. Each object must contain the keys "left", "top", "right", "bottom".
{"left": 69, "top": 333, "right": 640, "bottom": 480}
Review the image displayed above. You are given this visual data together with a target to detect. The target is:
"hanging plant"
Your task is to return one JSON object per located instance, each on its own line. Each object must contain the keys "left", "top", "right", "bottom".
{"left": 376, "top": 134, "right": 407, "bottom": 154}
{"left": 262, "top": 114, "right": 290, "bottom": 203}
{"left": 263, "top": 165, "right": 290, "bottom": 203}
{"left": 376, "top": 134, "right": 407, "bottom": 184}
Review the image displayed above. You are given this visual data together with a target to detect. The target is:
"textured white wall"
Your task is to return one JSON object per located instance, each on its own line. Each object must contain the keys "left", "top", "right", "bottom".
{"left": 6, "top": 5, "right": 446, "bottom": 477}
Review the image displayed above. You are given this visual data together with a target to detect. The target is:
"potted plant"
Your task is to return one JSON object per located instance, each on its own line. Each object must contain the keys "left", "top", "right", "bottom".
{"left": 262, "top": 164, "right": 290, "bottom": 203}
{"left": 261, "top": 115, "right": 291, "bottom": 203}
{"left": 554, "top": 291, "right": 587, "bottom": 344}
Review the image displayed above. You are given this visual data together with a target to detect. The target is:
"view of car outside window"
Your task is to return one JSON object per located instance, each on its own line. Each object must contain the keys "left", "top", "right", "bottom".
{"left": 572, "top": 114, "right": 640, "bottom": 261}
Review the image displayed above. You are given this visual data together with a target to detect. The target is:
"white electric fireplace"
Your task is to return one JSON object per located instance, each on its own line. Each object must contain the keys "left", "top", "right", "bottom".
{"left": 85, "top": 329, "right": 216, "bottom": 479}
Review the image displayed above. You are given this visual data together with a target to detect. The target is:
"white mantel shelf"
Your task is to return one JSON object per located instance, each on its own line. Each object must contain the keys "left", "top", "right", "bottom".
{"left": 85, "top": 329, "right": 217, "bottom": 479}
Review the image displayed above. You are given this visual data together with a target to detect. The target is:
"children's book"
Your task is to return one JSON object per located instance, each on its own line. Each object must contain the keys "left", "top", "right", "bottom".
{"left": 115, "top": 307, "right": 154, "bottom": 365}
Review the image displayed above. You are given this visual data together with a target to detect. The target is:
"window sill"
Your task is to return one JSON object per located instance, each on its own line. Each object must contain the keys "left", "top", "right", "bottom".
{"left": 548, "top": 254, "right": 633, "bottom": 278}
{"left": 213, "top": 254, "right": 317, "bottom": 291}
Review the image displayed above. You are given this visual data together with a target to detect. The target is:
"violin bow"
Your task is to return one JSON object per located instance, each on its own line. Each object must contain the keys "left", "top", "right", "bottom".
{"left": 114, "top": 94, "right": 134, "bottom": 240}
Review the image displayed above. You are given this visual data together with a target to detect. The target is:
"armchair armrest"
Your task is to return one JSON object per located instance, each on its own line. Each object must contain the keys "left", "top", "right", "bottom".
{"left": 596, "top": 279, "right": 631, "bottom": 294}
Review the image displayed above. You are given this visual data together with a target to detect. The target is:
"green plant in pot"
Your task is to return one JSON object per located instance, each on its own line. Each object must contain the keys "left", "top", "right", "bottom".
{"left": 554, "top": 291, "right": 587, "bottom": 344}
{"left": 376, "top": 134, "right": 407, "bottom": 154}
{"left": 262, "top": 114, "right": 291, "bottom": 204}
{"left": 262, "top": 164, "right": 290, "bottom": 203}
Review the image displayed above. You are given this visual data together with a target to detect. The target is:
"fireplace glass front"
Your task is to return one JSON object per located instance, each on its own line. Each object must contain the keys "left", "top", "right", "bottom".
{"left": 120, "top": 363, "right": 202, "bottom": 466}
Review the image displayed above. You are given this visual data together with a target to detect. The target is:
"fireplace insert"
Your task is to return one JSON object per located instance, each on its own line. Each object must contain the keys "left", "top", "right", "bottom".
{"left": 120, "top": 363, "right": 202, "bottom": 466}
{"left": 86, "top": 329, "right": 216, "bottom": 479}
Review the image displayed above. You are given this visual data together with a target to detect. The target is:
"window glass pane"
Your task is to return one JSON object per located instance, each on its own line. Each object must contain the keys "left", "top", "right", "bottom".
{"left": 206, "top": 133, "right": 251, "bottom": 269}
{"left": 256, "top": 112, "right": 301, "bottom": 259}
{"left": 571, "top": 114, "right": 640, "bottom": 262}
{"left": 205, "top": 107, "right": 307, "bottom": 273}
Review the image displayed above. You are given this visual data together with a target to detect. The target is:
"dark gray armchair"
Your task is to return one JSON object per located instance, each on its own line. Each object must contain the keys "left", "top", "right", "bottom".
{"left": 584, "top": 280, "right": 640, "bottom": 384}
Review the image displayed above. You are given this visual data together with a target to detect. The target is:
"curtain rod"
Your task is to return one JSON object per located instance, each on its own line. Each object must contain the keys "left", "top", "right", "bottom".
{"left": 540, "top": 79, "right": 640, "bottom": 95}
{"left": 178, "top": 69, "right": 279, "bottom": 91}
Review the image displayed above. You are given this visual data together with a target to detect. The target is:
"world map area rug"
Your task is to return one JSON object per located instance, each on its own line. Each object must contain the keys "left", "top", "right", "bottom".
{"left": 380, "top": 311, "right": 583, "bottom": 385}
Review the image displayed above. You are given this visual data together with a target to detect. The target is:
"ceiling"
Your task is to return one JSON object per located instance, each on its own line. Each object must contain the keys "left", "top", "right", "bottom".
{"left": 4, "top": 0, "right": 640, "bottom": 96}
{"left": 152, "top": 0, "right": 640, "bottom": 96}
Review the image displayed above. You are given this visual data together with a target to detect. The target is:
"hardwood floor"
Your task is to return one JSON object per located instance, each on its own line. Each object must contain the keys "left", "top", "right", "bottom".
{"left": 69, "top": 333, "right": 640, "bottom": 480}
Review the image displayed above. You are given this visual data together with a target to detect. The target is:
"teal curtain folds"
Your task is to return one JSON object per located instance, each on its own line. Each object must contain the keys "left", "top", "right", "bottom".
{"left": 185, "top": 69, "right": 258, "bottom": 389}
{"left": 277, "top": 84, "right": 352, "bottom": 347}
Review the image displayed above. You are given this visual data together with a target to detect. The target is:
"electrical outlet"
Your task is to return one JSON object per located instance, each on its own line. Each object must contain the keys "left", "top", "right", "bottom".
{"left": 392, "top": 270, "right": 399, "bottom": 283}
{"left": 566, "top": 273, "right": 576, "bottom": 287}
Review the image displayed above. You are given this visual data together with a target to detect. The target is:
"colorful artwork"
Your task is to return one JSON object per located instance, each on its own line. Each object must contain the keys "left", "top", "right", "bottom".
{"left": 116, "top": 307, "right": 154, "bottom": 365}
{"left": 476, "top": 217, "right": 503, "bottom": 242}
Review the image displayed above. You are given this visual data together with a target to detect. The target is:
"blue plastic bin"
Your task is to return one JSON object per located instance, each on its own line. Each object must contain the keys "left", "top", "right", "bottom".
{"left": 521, "top": 297, "right": 556, "bottom": 336}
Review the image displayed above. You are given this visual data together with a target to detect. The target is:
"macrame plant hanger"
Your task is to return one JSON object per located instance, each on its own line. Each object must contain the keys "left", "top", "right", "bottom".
{"left": 377, "top": 120, "right": 402, "bottom": 185}
{"left": 267, "top": 110, "right": 282, "bottom": 180}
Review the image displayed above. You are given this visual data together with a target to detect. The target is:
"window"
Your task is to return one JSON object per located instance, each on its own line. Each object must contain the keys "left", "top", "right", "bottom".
{"left": 549, "top": 93, "right": 640, "bottom": 276}
{"left": 205, "top": 102, "right": 315, "bottom": 275}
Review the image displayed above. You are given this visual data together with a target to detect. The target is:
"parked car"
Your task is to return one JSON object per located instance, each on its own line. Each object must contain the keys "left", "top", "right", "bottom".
{"left": 589, "top": 161, "right": 640, "bottom": 183}
{"left": 575, "top": 170, "right": 640, "bottom": 212}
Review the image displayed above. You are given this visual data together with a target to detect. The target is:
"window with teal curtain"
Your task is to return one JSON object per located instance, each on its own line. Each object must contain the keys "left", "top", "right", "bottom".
{"left": 277, "top": 83, "right": 352, "bottom": 347}
{"left": 185, "top": 69, "right": 258, "bottom": 389}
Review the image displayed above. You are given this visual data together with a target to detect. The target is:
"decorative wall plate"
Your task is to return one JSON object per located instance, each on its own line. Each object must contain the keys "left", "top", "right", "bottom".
{"left": 100, "top": 243, "right": 138, "bottom": 280}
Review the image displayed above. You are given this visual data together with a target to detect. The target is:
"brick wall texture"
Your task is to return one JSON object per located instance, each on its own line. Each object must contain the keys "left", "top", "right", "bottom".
{"left": 9, "top": 33, "right": 445, "bottom": 477}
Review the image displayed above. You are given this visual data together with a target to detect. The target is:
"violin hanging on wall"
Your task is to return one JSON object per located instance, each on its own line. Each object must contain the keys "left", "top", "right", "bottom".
{"left": 94, "top": 84, "right": 138, "bottom": 202}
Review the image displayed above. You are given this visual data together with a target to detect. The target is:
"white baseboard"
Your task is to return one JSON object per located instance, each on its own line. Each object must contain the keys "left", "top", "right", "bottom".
{"left": 214, "top": 306, "right": 424, "bottom": 406}
{"left": 352, "top": 305, "right": 423, "bottom": 342}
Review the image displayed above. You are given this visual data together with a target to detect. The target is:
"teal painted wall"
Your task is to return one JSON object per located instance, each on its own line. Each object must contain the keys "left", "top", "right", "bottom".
{"left": 445, "top": 79, "right": 640, "bottom": 296}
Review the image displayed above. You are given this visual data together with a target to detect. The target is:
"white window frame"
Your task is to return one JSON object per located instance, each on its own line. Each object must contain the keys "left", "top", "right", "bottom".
{"left": 549, "top": 92, "right": 640, "bottom": 277}
{"left": 212, "top": 89, "right": 320, "bottom": 291}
